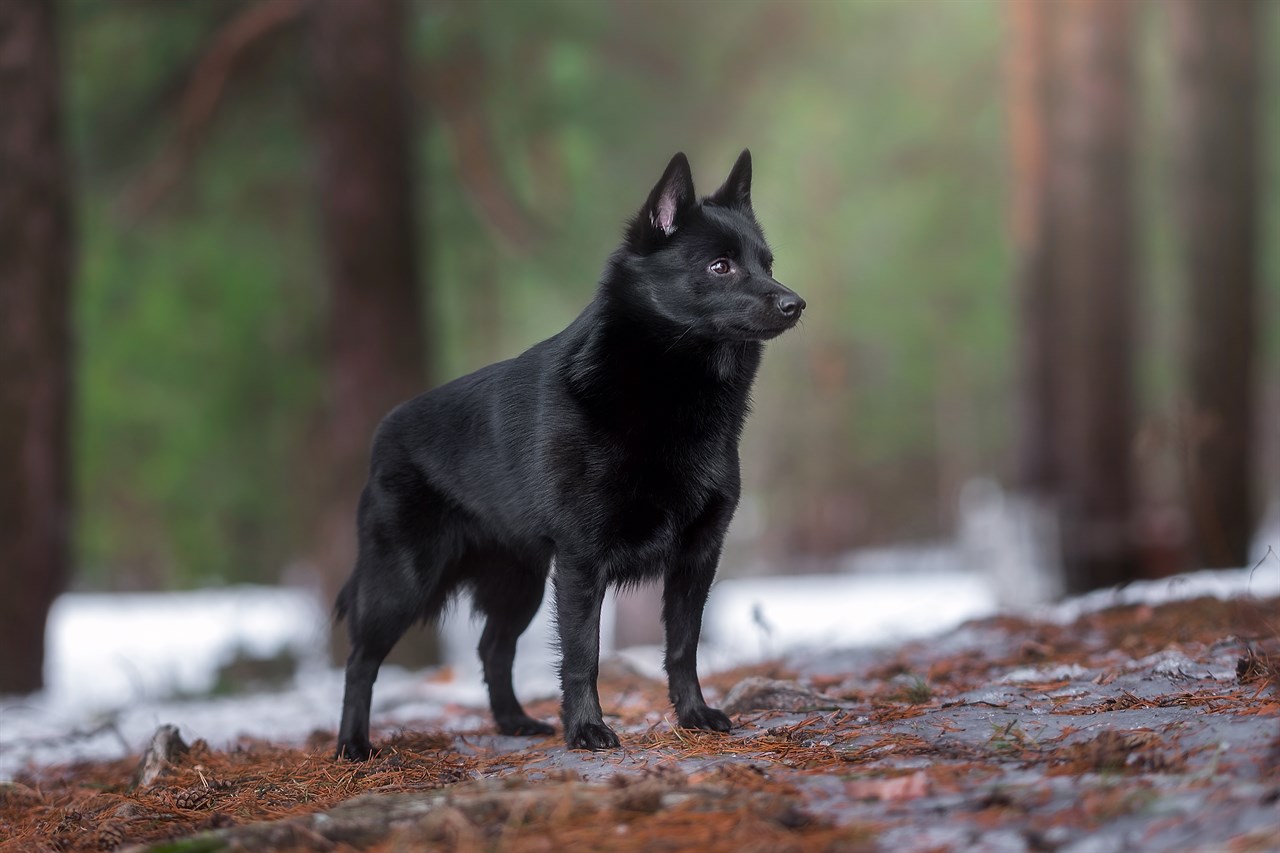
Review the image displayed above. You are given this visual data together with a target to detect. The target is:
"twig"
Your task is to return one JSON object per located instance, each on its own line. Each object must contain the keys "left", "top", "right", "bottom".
{"left": 119, "top": 0, "right": 303, "bottom": 219}
{"left": 421, "top": 41, "right": 542, "bottom": 252}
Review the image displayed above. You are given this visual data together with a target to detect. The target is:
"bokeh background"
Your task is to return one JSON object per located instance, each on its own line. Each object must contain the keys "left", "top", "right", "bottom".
{"left": 1, "top": 0, "right": 1276, "bottom": 695}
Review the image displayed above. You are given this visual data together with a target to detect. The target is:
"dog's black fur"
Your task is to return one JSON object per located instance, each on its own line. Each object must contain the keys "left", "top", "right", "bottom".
{"left": 334, "top": 150, "right": 804, "bottom": 759}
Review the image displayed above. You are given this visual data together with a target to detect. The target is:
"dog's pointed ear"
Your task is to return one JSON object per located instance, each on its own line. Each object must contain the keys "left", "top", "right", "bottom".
{"left": 709, "top": 149, "right": 752, "bottom": 211}
{"left": 629, "top": 153, "right": 696, "bottom": 249}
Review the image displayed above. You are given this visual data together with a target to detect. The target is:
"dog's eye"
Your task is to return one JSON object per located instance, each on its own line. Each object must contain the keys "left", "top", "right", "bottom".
{"left": 709, "top": 259, "right": 731, "bottom": 276}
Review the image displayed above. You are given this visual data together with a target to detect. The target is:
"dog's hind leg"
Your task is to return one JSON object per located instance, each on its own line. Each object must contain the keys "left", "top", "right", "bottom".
{"left": 336, "top": 486, "right": 452, "bottom": 760}
{"left": 336, "top": 588, "right": 410, "bottom": 760}
{"left": 336, "top": 538, "right": 429, "bottom": 760}
{"left": 472, "top": 556, "right": 555, "bottom": 736}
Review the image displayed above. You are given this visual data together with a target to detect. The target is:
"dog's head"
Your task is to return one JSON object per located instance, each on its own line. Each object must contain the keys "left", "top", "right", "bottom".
{"left": 617, "top": 150, "right": 805, "bottom": 342}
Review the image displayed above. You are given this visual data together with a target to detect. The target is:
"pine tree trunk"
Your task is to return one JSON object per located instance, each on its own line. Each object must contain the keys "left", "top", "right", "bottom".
{"left": 1007, "top": 0, "right": 1059, "bottom": 494}
{"left": 1048, "top": 0, "right": 1141, "bottom": 593}
{"left": 1168, "top": 0, "right": 1261, "bottom": 568}
{"left": 0, "top": 0, "right": 75, "bottom": 692}
{"left": 307, "top": 0, "right": 436, "bottom": 662}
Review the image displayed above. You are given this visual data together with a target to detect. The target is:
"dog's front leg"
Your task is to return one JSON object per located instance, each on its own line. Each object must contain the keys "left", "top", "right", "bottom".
{"left": 665, "top": 495, "right": 734, "bottom": 733}
{"left": 554, "top": 558, "right": 620, "bottom": 749}
{"left": 663, "top": 559, "right": 732, "bottom": 732}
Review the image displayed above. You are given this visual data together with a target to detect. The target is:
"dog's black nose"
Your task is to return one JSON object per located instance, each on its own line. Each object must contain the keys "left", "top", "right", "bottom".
{"left": 777, "top": 293, "right": 806, "bottom": 318}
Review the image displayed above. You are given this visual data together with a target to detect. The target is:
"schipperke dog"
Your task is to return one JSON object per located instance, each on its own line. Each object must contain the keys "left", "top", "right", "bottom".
{"left": 335, "top": 150, "right": 804, "bottom": 760}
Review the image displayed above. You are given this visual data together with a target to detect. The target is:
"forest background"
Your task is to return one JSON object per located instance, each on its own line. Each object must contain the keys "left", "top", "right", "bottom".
{"left": 1, "top": 0, "right": 1276, "bottom": 693}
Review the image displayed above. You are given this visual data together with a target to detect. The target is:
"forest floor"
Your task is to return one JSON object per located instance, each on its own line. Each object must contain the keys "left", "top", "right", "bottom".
{"left": 1, "top": 590, "right": 1276, "bottom": 853}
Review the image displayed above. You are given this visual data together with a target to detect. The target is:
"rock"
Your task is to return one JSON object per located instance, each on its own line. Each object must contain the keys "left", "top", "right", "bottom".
{"left": 720, "top": 677, "right": 842, "bottom": 715}
{"left": 129, "top": 724, "right": 188, "bottom": 791}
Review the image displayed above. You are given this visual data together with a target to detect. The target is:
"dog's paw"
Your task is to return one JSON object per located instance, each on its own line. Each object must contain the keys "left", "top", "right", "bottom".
{"left": 497, "top": 714, "right": 556, "bottom": 737}
{"left": 676, "top": 705, "right": 733, "bottom": 733}
{"left": 335, "top": 737, "right": 376, "bottom": 761}
{"left": 564, "top": 720, "right": 621, "bottom": 750}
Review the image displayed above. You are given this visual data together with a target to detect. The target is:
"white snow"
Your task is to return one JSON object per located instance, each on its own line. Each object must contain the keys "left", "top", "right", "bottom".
{"left": 43, "top": 586, "right": 332, "bottom": 711}
{"left": 702, "top": 568, "right": 999, "bottom": 660}
{"left": 999, "top": 664, "right": 1090, "bottom": 684}
{"left": 1, "top": 555, "right": 1276, "bottom": 780}
{"left": 1039, "top": 565, "right": 1280, "bottom": 625}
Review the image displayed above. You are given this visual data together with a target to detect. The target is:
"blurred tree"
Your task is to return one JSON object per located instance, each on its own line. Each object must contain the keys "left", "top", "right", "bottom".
{"left": 67, "top": 1, "right": 321, "bottom": 589}
{"left": 1007, "top": 0, "right": 1059, "bottom": 495}
{"left": 50, "top": 0, "right": 1280, "bottom": 596}
{"left": 0, "top": 0, "right": 75, "bottom": 691}
{"left": 1168, "top": 0, "right": 1262, "bottom": 568}
{"left": 307, "top": 0, "right": 436, "bottom": 660}
{"left": 1048, "top": 0, "right": 1141, "bottom": 593}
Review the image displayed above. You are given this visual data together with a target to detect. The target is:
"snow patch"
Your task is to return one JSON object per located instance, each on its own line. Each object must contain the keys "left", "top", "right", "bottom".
{"left": 1041, "top": 565, "right": 1279, "bottom": 625}
{"left": 999, "top": 664, "right": 1090, "bottom": 684}
{"left": 2, "top": 563, "right": 1273, "bottom": 780}
{"left": 703, "top": 569, "right": 998, "bottom": 661}
{"left": 43, "top": 585, "right": 331, "bottom": 711}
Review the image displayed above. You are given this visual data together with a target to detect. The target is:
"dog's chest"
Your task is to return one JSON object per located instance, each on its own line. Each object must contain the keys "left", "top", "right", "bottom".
{"left": 550, "top": 410, "right": 733, "bottom": 531}
{"left": 603, "top": 424, "right": 734, "bottom": 546}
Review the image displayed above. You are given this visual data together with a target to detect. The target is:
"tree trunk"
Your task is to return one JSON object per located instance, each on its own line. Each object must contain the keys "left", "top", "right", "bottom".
{"left": 307, "top": 0, "right": 436, "bottom": 661}
{"left": 1168, "top": 0, "right": 1261, "bottom": 568}
{"left": 1048, "top": 0, "right": 1141, "bottom": 593}
{"left": 1006, "top": 0, "right": 1059, "bottom": 494}
{"left": 0, "top": 0, "right": 75, "bottom": 692}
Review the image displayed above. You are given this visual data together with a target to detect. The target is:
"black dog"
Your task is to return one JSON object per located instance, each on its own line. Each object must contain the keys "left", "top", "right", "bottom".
{"left": 335, "top": 150, "right": 804, "bottom": 759}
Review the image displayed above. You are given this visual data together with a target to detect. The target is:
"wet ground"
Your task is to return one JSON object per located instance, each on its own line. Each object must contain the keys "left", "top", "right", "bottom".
{"left": 1, "top": 589, "right": 1276, "bottom": 852}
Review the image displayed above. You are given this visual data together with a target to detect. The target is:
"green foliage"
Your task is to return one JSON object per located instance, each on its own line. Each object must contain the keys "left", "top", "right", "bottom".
{"left": 61, "top": 0, "right": 1279, "bottom": 588}
{"left": 895, "top": 676, "right": 933, "bottom": 705}
{"left": 69, "top": 5, "right": 320, "bottom": 586}
{"left": 987, "top": 720, "right": 1034, "bottom": 756}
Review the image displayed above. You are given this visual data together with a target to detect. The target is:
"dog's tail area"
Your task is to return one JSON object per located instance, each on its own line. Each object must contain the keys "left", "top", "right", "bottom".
{"left": 334, "top": 575, "right": 356, "bottom": 625}
{"left": 334, "top": 484, "right": 373, "bottom": 626}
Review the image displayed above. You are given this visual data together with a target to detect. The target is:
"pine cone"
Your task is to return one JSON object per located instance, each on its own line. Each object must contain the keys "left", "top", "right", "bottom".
{"left": 172, "top": 787, "right": 210, "bottom": 810}
{"left": 192, "top": 765, "right": 234, "bottom": 792}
